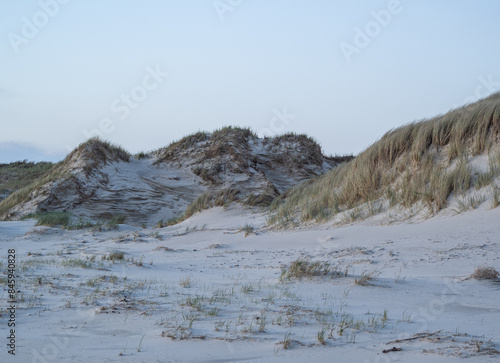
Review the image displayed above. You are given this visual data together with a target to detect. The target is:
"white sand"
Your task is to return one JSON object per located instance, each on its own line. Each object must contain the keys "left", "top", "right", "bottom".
{"left": 1, "top": 205, "right": 499, "bottom": 362}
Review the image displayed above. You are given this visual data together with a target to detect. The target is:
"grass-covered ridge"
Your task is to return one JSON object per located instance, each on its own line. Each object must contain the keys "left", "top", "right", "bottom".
{"left": 0, "top": 161, "right": 54, "bottom": 199}
{"left": 154, "top": 126, "right": 256, "bottom": 164}
{"left": 0, "top": 130, "right": 337, "bottom": 223}
{"left": 63, "top": 137, "right": 130, "bottom": 174}
{"left": 0, "top": 162, "right": 63, "bottom": 218}
{"left": 0, "top": 138, "right": 130, "bottom": 218}
{"left": 153, "top": 126, "right": 339, "bottom": 167}
{"left": 269, "top": 92, "right": 500, "bottom": 227}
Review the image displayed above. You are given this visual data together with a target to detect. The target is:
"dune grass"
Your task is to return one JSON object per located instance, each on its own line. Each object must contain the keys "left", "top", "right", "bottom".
{"left": 269, "top": 93, "right": 500, "bottom": 227}
{"left": 106, "top": 215, "right": 127, "bottom": 229}
{"left": 160, "top": 188, "right": 241, "bottom": 227}
{"left": 0, "top": 163, "right": 65, "bottom": 218}
{"left": 280, "top": 258, "right": 344, "bottom": 281}
{"left": 64, "top": 137, "right": 130, "bottom": 176}
{"left": 155, "top": 126, "right": 256, "bottom": 164}
{"left": 0, "top": 161, "right": 54, "bottom": 197}
{"left": 0, "top": 137, "right": 131, "bottom": 219}
{"left": 35, "top": 211, "right": 71, "bottom": 227}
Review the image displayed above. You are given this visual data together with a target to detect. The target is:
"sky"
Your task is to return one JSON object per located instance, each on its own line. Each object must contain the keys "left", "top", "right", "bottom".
{"left": 1, "top": 0, "right": 500, "bottom": 163}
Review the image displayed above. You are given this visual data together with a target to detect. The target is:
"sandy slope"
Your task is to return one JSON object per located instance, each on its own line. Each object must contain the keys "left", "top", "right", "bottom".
{"left": 1, "top": 205, "right": 499, "bottom": 362}
{"left": 3, "top": 134, "right": 340, "bottom": 225}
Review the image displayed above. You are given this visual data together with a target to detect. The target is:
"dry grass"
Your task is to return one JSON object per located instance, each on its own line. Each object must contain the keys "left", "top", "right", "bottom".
{"left": 165, "top": 188, "right": 241, "bottom": 226}
{"left": 280, "top": 258, "right": 343, "bottom": 280}
{"left": 65, "top": 137, "right": 130, "bottom": 176}
{"left": 244, "top": 193, "right": 276, "bottom": 207}
{"left": 0, "top": 161, "right": 54, "bottom": 197}
{"left": 107, "top": 251, "right": 125, "bottom": 261}
{"left": 469, "top": 266, "right": 499, "bottom": 280}
{"left": 0, "top": 164, "right": 65, "bottom": 218}
{"left": 354, "top": 270, "right": 380, "bottom": 286}
{"left": 269, "top": 93, "right": 500, "bottom": 227}
{"left": 239, "top": 224, "right": 254, "bottom": 237}
{"left": 156, "top": 131, "right": 209, "bottom": 162}
{"left": 266, "top": 132, "right": 325, "bottom": 167}
{"left": 35, "top": 211, "right": 71, "bottom": 227}
{"left": 155, "top": 127, "right": 255, "bottom": 164}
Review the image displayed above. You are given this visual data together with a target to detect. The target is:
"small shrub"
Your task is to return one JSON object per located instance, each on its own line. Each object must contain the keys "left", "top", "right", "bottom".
{"left": 179, "top": 277, "right": 191, "bottom": 288}
{"left": 354, "top": 270, "right": 380, "bottom": 286}
{"left": 240, "top": 224, "right": 254, "bottom": 237}
{"left": 108, "top": 251, "right": 125, "bottom": 261}
{"left": 317, "top": 328, "right": 326, "bottom": 345}
{"left": 135, "top": 152, "right": 148, "bottom": 160}
{"left": 280, "top": 258, "right": 342, "bottom": 280}
{"left": 469, "top": 266, "right": 499, "bottom": 280}
{"left": 280, "top": 330, "right": 292, "bottom": 349}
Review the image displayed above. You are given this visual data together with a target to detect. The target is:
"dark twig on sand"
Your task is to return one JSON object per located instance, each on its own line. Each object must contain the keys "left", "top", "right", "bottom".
{"left": 383, "top": 347, "right": 402, "bottom": 353}
{"left": 386, "top": 330, "right": 443, "bottom": 345}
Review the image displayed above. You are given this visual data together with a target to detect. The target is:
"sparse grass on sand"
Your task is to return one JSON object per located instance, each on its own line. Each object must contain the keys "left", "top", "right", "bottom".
{"left": 107, "top": 250, "right": 125, "bottom": 261}
{"left": 280, "top": 258, "right": 344, "bottom": 280}
{"left": 239, "top": 224, "right": 254, "bottom": 237}
{"left": 34, "top": 211, "right": 71, "bottom": 228}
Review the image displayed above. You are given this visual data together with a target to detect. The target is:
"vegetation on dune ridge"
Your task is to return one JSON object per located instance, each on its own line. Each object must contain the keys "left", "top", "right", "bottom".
{"left": 0, "top": 162, "right": 64, "bottom": 218}
{"left": 268, "top": 92, "right": 500, "bottom": 227}
{"left": 21, "top": 211, "right": 128, "bottom": 230}
{"left": 154, "top": 126, "right": 255, "bottom": 163}
{"left": 63, "top": 137, "right": 131, "bottom": 174}
{"left": 0, "top": 137, "right": 130, "bottom": 218}
{"left": 153, "top": 126, "right": 332, "bottom": 165}
{"left": 14, "top": 97, "right": 500, "bottom": 227}
{"left": 0, "top": 161, "right": 54, "bottom": 198}
{"left": 0, "top": 128, "right": 335, "bottom": 222}
{"left": 152, "top": 127, "right": 339, "bottom": 224}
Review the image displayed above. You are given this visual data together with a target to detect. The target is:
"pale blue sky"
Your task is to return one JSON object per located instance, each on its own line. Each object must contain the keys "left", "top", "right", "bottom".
{"left": 1, "top": 0, "right": 500, "bottom": 162}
